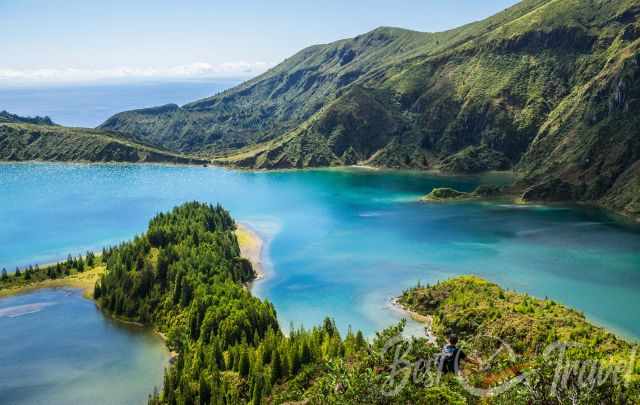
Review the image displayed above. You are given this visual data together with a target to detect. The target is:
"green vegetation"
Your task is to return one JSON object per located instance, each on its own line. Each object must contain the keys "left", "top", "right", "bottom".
{"left": 422, "top": 185, "right": 505, "bottom": 202}
{"left": 0, "top": 252, "right": 104, "bottom": 298}
{"left": 440, "top": 146, "right": 511, "bottom": 174}
{"left": 0, "top": 110, "right": 55, "bottom": 125}
{"left": 100, "top": 0, "right": 640, "bottom": 220}
{"left": 4, "top": 203, "right": 636, "bottom": 403}
{"left": 90, "top": 202, "right": 460, "bottom": 404}
{"left": 0, "top": 119, "right": 208, "bottom": 164}
{"left": 422, "top": 188, "right": 474, "bottom": 202}
{"left": 93, "top": 202, "right": 364, "bottom": 404}
{"left": 399, "top": 276, "right": 640, "bottom": 404}
{"left": 400, "top": 276, "right": 626, "bottom": 359}
{"left": 83, "top": 202, "right": 640, "bottom": 403}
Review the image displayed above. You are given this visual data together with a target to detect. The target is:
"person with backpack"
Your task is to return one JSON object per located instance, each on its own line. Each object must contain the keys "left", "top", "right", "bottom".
{"left": 437, "top": 334, "right": 479, "bottom": 374}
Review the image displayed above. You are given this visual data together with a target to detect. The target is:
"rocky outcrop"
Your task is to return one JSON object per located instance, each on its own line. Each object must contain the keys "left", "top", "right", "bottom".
{"left": 521, "top": 179, "right": 576, "bottom": 202}
{"left": 422, "top": 188, "right": 472, "bottom": 202}
{"left": 422, "top": 185, "right": 507, "bottom": 202}
{"left": 439, "top": 145, "right": 511, "bottom": 174}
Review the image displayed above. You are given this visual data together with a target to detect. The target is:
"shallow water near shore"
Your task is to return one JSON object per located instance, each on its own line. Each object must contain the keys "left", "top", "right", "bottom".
{"left": 1, "top": 162, "right": 640, "bottom": 402}
{"left": 0, "top": 288, "right": 168, "bottom": 405}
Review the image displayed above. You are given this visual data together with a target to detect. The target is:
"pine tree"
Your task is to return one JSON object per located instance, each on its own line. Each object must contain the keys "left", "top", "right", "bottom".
{"left": 250, "top": 374, "right": 264, "bottom": 405}
{"left": 355, "top": 330, "right": 366, "bottom": 350}
{"left": 198, "top": 373, "right": 211, "bottom": 404}
{"left": 300, "top": 341, "right": 312, "bottom": 364}
{"left": 94, "top": 283, "right": 102, "bottom": 299}
{"left": 1, "top": 268, "right": 7, "bottom": 281}
{"left": 212, "top": 339, "right": 225, "bottom": 370}
{"left": 173, "top": 271, "right": 183, "bottom": 305}
{"left": 239, "top": 347, "right": 250, "bottom": 378}
{"left": 270, "top": 349, "right": 282, "bottom": 385}
{"left": 289, "top": 348, "right": 301, "bottom": 375}
{"left": 86, "top": 251, "right": 95, "bottom": 267}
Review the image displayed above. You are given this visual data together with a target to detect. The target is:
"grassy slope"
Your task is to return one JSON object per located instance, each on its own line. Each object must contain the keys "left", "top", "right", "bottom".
{"left": 269, "top": 275, "right": 640, "bottom": 403}
{"left": 399, "top": 276, "right": 630, "bottom": 356}
{"left": 398, "top": 276, "right": 640, "bottom": 402}
{"left": 0, "top": 122, "right": 209, "bottom": 164}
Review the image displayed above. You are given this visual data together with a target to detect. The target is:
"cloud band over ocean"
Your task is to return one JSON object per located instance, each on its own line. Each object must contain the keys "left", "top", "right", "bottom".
{"left": 0, "top": 61, "right": 272, "bottom": 86}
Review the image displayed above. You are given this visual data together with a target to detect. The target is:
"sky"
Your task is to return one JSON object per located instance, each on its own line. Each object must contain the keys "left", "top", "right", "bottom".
{"left": 0, "top": 0, "right": 520, "bottom": 86}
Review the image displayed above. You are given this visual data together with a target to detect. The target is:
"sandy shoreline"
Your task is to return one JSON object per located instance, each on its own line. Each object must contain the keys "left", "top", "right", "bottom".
{"left": 390, "top": 297, "right": 438, "bottom": 343}
{"left": 235, "top": 223, "right": 266, "bottom": 286}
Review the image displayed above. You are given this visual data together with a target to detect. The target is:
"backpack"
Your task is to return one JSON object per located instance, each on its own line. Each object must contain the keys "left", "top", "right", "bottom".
{"left": 437, "top": 345, "right": 459, "bottom": 374}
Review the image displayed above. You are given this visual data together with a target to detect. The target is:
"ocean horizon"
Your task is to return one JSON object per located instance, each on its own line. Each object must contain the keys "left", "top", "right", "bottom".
{"left": 0, "top": 79, "right": 241, "bottom": 128}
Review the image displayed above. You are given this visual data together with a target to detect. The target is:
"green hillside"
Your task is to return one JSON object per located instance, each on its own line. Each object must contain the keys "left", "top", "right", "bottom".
{"left": 0, "top": 120, "right": 208, "bottom": 164}
{"left": 100, "top": 0, "right": 640, "bottom": 219}
{"left": 0, "top": 110, "right": 56, "bottom": 126}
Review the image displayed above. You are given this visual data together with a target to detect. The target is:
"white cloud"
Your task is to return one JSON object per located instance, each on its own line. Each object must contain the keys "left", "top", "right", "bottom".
{"left": 0, "top": 62, "right": 272, "bottom": 86}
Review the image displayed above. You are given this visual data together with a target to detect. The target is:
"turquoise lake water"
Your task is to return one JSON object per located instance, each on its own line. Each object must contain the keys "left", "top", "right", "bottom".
{"left": 1, "top": 163, "right": 640, "bottom": 403}
{"left": 2, "top": 163, "right": 640, "bottom": 337}
{"left": 0, "top": 288, "right": 168, "bottom": 405}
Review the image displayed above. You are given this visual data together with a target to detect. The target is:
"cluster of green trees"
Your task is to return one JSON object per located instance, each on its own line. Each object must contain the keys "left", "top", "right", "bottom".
{"left": 93, "top": 203, "right": 640, "bottom": 404}
{"left": 95, "top": 202, "right": 384, "bottom": 404}
{"left": 0, "top": 251, "right": 97, "bottom": 289}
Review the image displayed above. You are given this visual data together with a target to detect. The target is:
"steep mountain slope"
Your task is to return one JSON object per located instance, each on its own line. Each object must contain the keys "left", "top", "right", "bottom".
{"left": 101, "top": 0, "right": 640, "bottom": 219}
{"left": 518, "top": 27, "right": 640, "bottom": 218}
{"left": 99, "top": 0, "right": 551, "bottom": 155}
{"left": 0, "top": 118, "right": 207, "bottom": 164}
{"left": 99, "top": 27, "right": 435, "bottom": 154}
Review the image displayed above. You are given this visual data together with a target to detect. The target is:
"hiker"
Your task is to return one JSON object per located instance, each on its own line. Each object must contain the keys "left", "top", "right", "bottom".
{"left": 437, "top": 334, "right": 479, "bottom": 374}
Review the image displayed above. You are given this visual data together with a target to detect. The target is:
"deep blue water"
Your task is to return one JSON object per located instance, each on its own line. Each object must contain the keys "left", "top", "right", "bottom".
{"left": 0, "top": 288, "right": 168, "bottom": 405}
{"left": 2, "top": 163, "right": 640, "bottom": 342}
{"left": 0, "top": 80, "right": 239, "bottom": 128}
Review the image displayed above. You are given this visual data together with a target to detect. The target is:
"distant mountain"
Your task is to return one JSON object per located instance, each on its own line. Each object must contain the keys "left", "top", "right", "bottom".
{"left": 0, "top": 110, "right": 56, "bottom": 126}
{"left": 100, "top": 0, "right": 640, "bottom": 219}
{"left": 0, "top": 114, "right": 208, "bottom": 164}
